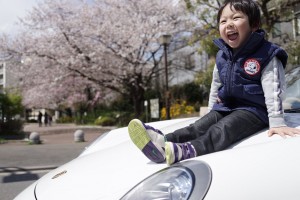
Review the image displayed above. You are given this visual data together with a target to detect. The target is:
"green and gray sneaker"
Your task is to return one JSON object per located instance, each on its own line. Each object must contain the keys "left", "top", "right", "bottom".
{"left": 128, "top": 119, "right": 166, "bottom": 163}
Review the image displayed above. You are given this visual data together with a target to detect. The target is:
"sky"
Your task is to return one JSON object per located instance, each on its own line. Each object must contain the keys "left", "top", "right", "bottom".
{"left": 0, "top": 0, "right": 41, "bottom": 34}
{"left": 0, "top": 0, "right": 177, "bottom": 35}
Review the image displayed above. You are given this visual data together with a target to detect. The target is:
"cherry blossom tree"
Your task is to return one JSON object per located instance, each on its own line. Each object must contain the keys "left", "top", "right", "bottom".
{"left": 0, "top": 0, "right": 189, "bottom": 117}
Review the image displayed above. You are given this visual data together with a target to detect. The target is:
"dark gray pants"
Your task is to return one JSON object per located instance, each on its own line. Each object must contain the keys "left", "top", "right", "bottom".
{"left": 165, "top": 110, "right": 267, "bottom": 156}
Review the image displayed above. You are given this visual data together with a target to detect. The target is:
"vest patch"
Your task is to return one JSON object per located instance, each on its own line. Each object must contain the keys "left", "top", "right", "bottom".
{"left": 244, "top": 59, "right": 260, "bottom": 75}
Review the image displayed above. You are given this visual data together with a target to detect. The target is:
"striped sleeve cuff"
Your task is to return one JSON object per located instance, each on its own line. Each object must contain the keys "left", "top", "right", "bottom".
{"left": 269, "top": 115, "right": 287, "bottom": 128}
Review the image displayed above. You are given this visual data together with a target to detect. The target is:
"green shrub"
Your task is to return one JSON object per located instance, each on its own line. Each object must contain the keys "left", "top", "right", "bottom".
{"left": 94, "top": 116, "right": 116, "bottom": 126}
{"left": 56, "top": 116, "right": 74, "bottom": 123}
{"left": 0, "top": 138, "right": 7, "bottom": 144}
{"left": 116, "top": 112, "right": 135, "bottom": 127}
{"left": 75, "top": 114, "right": 96, "bottom": 125}
{"left": 0, "top": 119, "right": 24, "bottom": 135}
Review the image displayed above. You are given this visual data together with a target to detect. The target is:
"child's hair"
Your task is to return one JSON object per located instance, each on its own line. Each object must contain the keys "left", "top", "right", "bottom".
{"left": 217, "top": 0, "right": 261, "bottom": 29}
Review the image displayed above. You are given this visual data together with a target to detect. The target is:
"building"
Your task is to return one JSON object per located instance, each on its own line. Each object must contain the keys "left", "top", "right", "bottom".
{"left": 168, "top": 43, "right": 208, "bottom": 86}
{"left": 0, "top": 61, "right": 17, "bottom": 93}
{"left": 267, "top": 0, "right": 300, "bottom": 70}
{"left": 158, "top": 32, "right": 208, "bottom": 88}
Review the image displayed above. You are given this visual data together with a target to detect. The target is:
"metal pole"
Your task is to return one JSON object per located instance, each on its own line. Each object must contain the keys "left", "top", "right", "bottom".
{"left": 164, "top": 44, "right": 171, "bottom": 120}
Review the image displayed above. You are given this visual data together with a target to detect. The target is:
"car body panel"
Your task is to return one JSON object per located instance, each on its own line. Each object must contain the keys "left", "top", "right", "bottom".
{"left": 200, "top": 136, "right": 300, "bottom": 200}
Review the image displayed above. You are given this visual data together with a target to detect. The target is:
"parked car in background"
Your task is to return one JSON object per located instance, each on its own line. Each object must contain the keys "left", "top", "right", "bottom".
{"left": 15, "top": 66, "right": 300, "bottom": 200}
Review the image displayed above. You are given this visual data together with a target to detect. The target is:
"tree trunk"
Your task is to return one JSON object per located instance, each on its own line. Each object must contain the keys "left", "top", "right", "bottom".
{"left": 130, "top": 74, "right": 145, "bottom": 118}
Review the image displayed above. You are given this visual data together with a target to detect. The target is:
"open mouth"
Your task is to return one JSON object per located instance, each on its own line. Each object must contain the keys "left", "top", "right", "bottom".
{"left": 227, "top": 32, "right": 238, "bottom": 41}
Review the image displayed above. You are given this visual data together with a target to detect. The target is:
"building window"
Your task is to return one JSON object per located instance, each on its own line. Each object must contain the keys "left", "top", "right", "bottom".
{"left": 272, "top": 22, "right": 281, "bottom": 38}
{"left": 295, "top": 14, "right": 300, "bottom": 36}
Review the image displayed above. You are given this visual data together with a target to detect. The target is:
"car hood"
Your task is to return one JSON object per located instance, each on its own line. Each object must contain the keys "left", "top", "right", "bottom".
{"left": 26, "top": 118, "right": 198, "bottom": 200}
{"left": 33, "top": 140, "right": 167, "bottom": 199}
{"left": 15, "top": 114, "right": 300, "bottom": 200}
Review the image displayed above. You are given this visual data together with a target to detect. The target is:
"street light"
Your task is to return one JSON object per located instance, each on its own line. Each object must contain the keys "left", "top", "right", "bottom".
{"left": 159, "top": 34, "right": 171, "bottom": 120}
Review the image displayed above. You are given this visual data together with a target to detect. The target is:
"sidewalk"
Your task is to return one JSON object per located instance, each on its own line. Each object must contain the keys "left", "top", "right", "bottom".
{"left": 0, "top": 123, "right": 115, "bottom": 170}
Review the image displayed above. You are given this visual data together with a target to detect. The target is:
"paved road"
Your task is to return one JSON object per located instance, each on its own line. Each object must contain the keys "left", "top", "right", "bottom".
{"left": 0, "top": 123, "right": 114, "bottom": 200}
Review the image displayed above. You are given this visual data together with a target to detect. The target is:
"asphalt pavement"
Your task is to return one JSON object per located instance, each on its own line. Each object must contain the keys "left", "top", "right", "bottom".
{"left": 1, "top": 123, "right": 115, "bottom": 169}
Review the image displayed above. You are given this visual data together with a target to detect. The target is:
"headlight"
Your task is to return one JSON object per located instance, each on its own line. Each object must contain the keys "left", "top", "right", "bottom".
{"left": 121, "top": 160, "right": 212, "bottom": 200}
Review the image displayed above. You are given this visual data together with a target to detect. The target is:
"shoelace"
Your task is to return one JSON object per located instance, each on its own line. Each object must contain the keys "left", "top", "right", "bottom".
{"left": 143, "top": 123, "right": 164, "bottom": 136}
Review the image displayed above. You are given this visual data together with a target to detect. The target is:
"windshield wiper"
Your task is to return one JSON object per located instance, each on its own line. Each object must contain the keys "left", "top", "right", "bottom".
{"left": 284, "top": 108, "right": 300, "bottom": 113}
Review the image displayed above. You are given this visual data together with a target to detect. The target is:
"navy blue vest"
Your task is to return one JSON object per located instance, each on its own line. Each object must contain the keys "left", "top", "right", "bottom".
{"left": 212, "top": 29, "right": 288, "bottom": 124}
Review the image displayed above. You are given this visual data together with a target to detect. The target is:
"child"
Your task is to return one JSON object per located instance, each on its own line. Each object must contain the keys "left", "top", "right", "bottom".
{"left": 128, "top": 0, "right": 300, "bottom": 165}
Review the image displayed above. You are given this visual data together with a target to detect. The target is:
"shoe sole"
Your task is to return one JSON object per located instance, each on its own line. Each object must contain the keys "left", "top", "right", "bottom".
{"left": 165, "top": 142, "right": 175, "bottom": 165}
{"left": 128, "top": 119, "right": 165, "bottom": 163}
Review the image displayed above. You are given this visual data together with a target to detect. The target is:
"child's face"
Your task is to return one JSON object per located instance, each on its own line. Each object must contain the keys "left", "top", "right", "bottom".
{"left": 219, "top": 4, "right": 258, "bottom": 49}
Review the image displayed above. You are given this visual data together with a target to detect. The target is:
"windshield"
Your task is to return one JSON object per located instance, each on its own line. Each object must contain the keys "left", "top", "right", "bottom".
{"left": 283, "top": 66, "right": 300, "bottom": 112}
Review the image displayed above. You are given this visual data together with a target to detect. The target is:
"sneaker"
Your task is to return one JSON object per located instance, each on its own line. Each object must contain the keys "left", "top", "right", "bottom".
{"left": 128, "top": 119, "right": 166, "bottom": 163}
{"left": 165, "top": 142, "right": 196, "bottom": 165}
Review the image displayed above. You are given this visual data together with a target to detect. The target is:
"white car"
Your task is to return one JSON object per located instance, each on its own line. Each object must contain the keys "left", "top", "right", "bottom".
{"left": 15, "top": 66, "right": 300, "bottom": 200}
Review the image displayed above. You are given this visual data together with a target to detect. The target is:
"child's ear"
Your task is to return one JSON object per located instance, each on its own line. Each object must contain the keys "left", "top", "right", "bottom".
{"left": 251, "top": 21, "right": 260, "bottom": 32}
{"left": 251, "top": 26, "right": 259, "bottom": 32}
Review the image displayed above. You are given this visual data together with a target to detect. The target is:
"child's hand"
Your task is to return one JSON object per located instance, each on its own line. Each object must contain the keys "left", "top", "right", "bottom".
{"left": 268, "top": 127, "right": 300, "bottom": 138}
